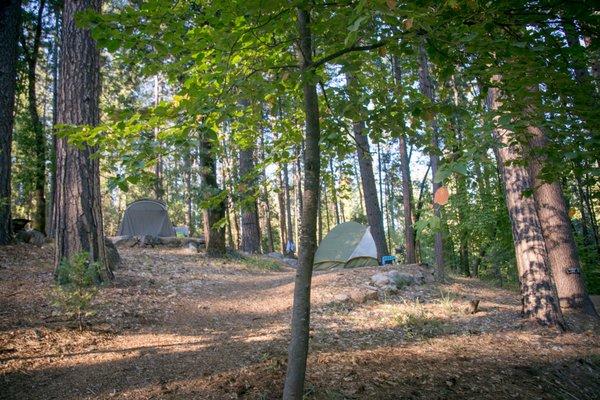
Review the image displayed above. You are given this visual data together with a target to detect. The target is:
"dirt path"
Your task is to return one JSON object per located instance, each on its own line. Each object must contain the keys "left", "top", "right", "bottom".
{"left": 1, "top": 245, "right": 599, "bottom": 399}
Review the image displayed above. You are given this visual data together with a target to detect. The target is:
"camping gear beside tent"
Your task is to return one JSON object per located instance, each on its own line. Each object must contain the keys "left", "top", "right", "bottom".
{"left": 174, "top": 226, "right": 189, "bottom": 238}
{"left": 313, "top": 221, "right": 379, "bottom": 270}
{"left": 117, "top": 199, "right": 175, "bottom": 237}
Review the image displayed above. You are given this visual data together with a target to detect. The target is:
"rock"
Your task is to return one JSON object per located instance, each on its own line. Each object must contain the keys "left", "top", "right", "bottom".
{"left": 140, "top": 235, "right": 159, "bottom": 247}
{"left": 350, "top": 289, "right": 379, "bottom": 303}
{"left": 282, "top": 258, "right": 298, "bottom": 268}
{"left": 380, "top": 285, "right": 399, "bottom": 294}
{"left": 182, "top": 237, "right": 205, "bottom": 247}
{"left": 154, "top": 236, "right": 178, "bottom": 247}
{"left": 334, "top": 293, "right": 350, "bottom": 303}
{"left": 394, "top": 272, "right": 417, "bottom": 287}
{"left": 266, "top": 252, "right": 284, "bottom": 260}
{"left": 371, "top": 272, "right": 391, "bottom": 287}
{"left": 108, "top": 235, "right": 136, "bottom": 247}
{"left": 104, "top": 238, "right": 121, "bottom": 270}
{"left": 16, "top": 229, "right": 45, "bottom": 246}
{"left": 185, "top": 242, "right": 200, "bottom": 254}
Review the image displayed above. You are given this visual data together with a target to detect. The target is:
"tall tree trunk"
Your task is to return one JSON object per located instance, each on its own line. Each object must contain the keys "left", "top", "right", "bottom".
{"left": 377, "top": 142, "right": 384, "bottom": 219}
{"left": 54, "top": 0, "right": 111, "bottom": 281}
{"left": 260, "top": 135, "right": 275, "bottom": 253}
{"left": 239, "top": 145, "right": 261, "bottom": 253}
{"left": 22, "top": 0, "right": 47, "bottom": 233}
{"left": 383, "top": 156, "right": 394, "bottom": 251}
{"left": 417, "top": 40, "right": 444, "bottom": 277}
{"left": 283, "top": 162, "right": 294, "bottom": 256}
{"left": 277, "top": 168, "right": 287, "bottom": 253}
{"left": 199, "top": 130, "right": 226, "bottom": 257}
{"left": 0, "top": 0, "right": 21, "bottom": 245}
{"left": 574, "top": 171, "right": 599, "bottom": 253}
{"left": 322, "top": 179, "right": 331, "bottom": 231}
{"left": 153, "top": 75, "right": 164, "bottom": 201}
{"left": 449, "top": 76, "right": 470, "bottom": 276}
{"left": 220, "top": 156, "right": 234, "bottom": 248}
{"left": 337, "top": 161, "right": 346, "bottom": 222}
{"left": 283, "top": 7, "right": 321, "bottom": 398}
{"left": 527, "top": 126, "right": 598, "bottom": 316}
{"left": 486, "top": 83, "right": 563, "bottom": 327}
{"left": 397, "top": 135, "right": 416, "bottom": 263}
{"left": 185, "top": 148, "right": 194, "bottom": 235}
{"left": 294, "top": 144, "right": 303, "bottom": 244}
{"left": 317, "top": 189, "right": 323, "bottom": 243}
{"left": 352, "top": 117, "right": 389, "bottom": 261}
{"left": 329, "top": 158, "right": 340, "bottom": 225}
{"left": 48, "top": 6, "right": 60, "bottom": 238}
{"left": 392, "top": 56, "right": 417, "bottom": 264}
{"left": 263, "top": 196, "right": 274, "bottom": 253}
{"left": 347, "top": 72, "right": 389, "bottom": 261}
{"left": 353, "top": 155, "right": 365, "bottom": 216}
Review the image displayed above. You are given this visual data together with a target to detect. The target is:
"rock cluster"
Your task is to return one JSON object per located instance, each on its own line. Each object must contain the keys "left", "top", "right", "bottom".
{"left": 370, "top": 269, "right": 431, "bottom": 292}
{"left": 265, "top": 252, "right": 298, "bottom": 268}
{"left": 15, "top": 229, "right": 46, "bottom": 246}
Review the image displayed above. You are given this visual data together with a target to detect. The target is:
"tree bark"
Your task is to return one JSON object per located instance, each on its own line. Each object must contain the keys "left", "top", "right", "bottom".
{"left": 353, "top": 129, "right": 389, "bottom": 261}
{"left": 450, "top": 76, "right": 470, "bottom": 276}
{"left": 22, "top": 0, "right": 47, "bottom": 233}
{"left": 398, "top": 135, "right": 416, "bottom": 263}
{"left": 153, "top": 75, "right": 165, "bottom": 201}
{"left": 277, "top": 168, "right": 287, "bottom": 253}
{"left": 0, "top": 0, "right": 21, "bottom": 245}
{"left": 294, "top": 144, "right": 303, "bottom": 244}
{"left": 199, "top": 130, "right": 226, "bottom": 257}
{"left": 329, "top": 158, "right": 340, "bottom": 225}
{"left": 284, "top": 161, "right": 294, "bottom": 256}
{"left": 527, "top": 125, "right": 598, "bottom": 317}
{"left": 392, "top": 55, "right": 417, "bottom": 263}
{"left": 283, "top": 7, "right": 321, "bottom": 399}
{"left": 417, "top": 40, "right": 444, "bottom": 277}
{"left": 184, "top": 148, "right": 194, "bottom": 236}
{"left": 260, "top": 133, "right": 274, "bottom": 253}
{"left": 353, "top": 155, "right": 365, "bottom": 216}
{"left": 347, "top": 72, "right": 389, "bottom": 261}
{"left": 239, "top": 145, "right": 261, "bottom": 253}
{"left": 48, "top": 6, "right": 61, "bottom": 238}
{"left": 54, "top": 0, "right": 111, "bottom": 281}
{"left": 486, "top": 84, "right": 564, "bottom": 327}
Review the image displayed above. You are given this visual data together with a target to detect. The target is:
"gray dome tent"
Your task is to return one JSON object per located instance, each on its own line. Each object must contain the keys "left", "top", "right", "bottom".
{"left": 117, "top": 199, "right": 175, "bottom": 237}
{"left": 313, "top": 221, "right": 379, "bottom": 270}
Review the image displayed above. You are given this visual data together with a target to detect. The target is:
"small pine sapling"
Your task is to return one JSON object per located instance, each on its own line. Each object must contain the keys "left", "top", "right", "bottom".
{"left": 52, "top": 252, "right": 102, "bottom": 330}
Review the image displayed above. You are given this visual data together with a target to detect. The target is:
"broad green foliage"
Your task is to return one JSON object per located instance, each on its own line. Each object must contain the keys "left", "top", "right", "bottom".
{"left": 11, "top": 1, "right": 599, "bottom": 291}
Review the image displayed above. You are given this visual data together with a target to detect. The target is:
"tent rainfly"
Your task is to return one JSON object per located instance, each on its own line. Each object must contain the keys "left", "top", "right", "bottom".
{"left": 313, "top": 221, "right": 379, "bottom": 270}
{"left": 117, "top": 199, "right": 175, "bottom": 237}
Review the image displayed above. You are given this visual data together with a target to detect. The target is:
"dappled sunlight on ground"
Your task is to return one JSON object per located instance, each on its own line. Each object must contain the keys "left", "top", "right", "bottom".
{"left": 1, "top": 244, "right": 599, "bottom": 399}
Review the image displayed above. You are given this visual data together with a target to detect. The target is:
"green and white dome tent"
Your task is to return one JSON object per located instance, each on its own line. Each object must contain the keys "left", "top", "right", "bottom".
{"left": 313, "top": 221, "right": 379, "bottom": 270}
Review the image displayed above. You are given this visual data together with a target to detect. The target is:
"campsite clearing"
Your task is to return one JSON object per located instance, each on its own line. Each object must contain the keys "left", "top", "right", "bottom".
{"left": 1, "top": 244, "right": 599, "bottom": 399}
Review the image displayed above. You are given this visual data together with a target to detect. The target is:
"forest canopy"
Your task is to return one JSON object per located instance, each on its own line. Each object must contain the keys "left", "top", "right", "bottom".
{"left": 1, "top": 0, "right": 599, "bottom": 397}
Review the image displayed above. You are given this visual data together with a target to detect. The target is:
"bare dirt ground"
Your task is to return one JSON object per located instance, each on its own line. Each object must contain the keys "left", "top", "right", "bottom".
{"left": 1, "top": 244, "right": 599, "bottom": 400}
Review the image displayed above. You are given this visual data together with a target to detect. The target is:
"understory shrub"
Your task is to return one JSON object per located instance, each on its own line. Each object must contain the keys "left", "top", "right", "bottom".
{"left": 52, "top": 252, "right": 102, "bottom": 330}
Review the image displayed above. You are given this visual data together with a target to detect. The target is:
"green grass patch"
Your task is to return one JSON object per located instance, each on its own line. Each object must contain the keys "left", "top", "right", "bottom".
{"left": 226, "top": 251, "right": 283, "bottom": 271}
{"left": 393, "top": 299, "right": 448, "bottom": 339}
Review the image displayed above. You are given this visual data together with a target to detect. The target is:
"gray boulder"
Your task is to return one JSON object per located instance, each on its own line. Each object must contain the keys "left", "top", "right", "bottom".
{"left": 371, "top": 272, "right": 392, "bottom": 287}
{"left": 16, "top": 229, "right": 45, "bottom": 246}
{"left": 185, "top": 241, "right": 200, "bottom": 254}
{"left": 139, "top": 234, "right": 159, "bottom": 247}
{"left": 371, "top": 270, "right": 420, "bottom": 290}
{"left": 266, "top": 252, "right": 284, "bottom": 260}
{"left": 108, "top": 235, "right": 137, "bottom": 247}
{"left": 282, "top": 258, "right": 298, "bottom": 268}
